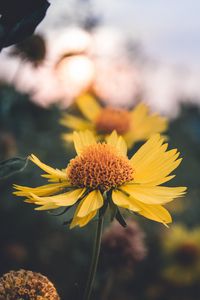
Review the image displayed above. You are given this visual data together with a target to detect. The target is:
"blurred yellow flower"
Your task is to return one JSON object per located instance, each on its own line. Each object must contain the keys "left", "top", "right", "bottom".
{"left": 14, "top": 131, "right": 186, "bottom": 228}
{"left": 60, "top": 94, "right": 168, "bottom": 148}
{"left": 162, "top": 224, "right": 200, "bottom": 285}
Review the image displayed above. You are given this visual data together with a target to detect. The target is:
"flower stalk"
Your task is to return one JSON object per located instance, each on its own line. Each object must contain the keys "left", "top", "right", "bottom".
{"left": 83, "top": 215, "right": 104, "bottom": 300}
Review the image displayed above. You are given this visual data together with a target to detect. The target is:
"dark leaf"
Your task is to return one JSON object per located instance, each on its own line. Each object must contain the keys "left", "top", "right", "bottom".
{"left": 48, "top": 207, "right": 72, "bottom": 217}
{"left": 0, "top": 157, "right": 28, "bottom": 179}
{"left": 115, "top": 209, "right": 127, "bottom": 227}
{"left": 0, "top": 0, "right": 50, "bottom": 50}
{"left": 108, "top": 199, "right": 117, "bottom": 221}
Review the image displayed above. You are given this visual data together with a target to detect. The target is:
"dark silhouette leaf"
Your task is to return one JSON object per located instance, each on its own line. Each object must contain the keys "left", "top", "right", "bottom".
{"left": 0, "top": 0, "right": 50, "bottom": 50}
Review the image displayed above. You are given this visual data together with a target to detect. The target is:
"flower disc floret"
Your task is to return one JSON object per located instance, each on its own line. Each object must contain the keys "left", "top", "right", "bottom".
{"left": 95, "top": 107, "right": 131, "bottom": 134}
{"left": 67, "top": 143, "right": 134, "bottom": 191}
{"left": 0, "top": 269, "right": 60, "bottom": 299}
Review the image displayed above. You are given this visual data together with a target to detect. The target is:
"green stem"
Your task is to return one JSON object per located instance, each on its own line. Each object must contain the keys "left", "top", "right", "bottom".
{"left": 83, "top": 215, "right": 104, "bottom": 300}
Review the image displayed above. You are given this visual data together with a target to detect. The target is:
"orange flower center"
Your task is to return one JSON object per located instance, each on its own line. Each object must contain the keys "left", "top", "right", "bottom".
{"left": 95, "top": 108, "right": 131, "bottom": 135}
{"left": 67, "top": 144, "right": 133, "bottom": 191}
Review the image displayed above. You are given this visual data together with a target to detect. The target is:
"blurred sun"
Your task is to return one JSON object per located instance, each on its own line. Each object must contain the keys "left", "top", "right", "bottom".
{"left": 55, "top": 54, "right": 95, "bottom": 97}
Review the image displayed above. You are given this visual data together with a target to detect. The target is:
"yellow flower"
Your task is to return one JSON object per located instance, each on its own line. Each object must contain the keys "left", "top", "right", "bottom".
{"left": 13, "top": 131, "right": 186, "bottom": 228}
{"left": 162, "top": 225, "right": 200, "bottom": 285}
{"left": 61, "top": 93, "right": 168, "bottom": 148}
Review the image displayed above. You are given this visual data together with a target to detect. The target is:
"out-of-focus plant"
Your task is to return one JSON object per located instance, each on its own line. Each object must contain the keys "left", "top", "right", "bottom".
{"left": 61, "top": 93, "right": 168, "bottom": 148}
{"left": 101, "top": 219, "right": 147, "bottom": 299}
{"left": 10, "top": 34, "right": 47, "bottom": 68}
{"left": 162, "top": 224, "right": 200, "bottom": 285}
{"left": 102, "top": 219, "right": 146, "bottom": 270}
{"left": 0, "top": 131, "right": 17, "bottom": 160}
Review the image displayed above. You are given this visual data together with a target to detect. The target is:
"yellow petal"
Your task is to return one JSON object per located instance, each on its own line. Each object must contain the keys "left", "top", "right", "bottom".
{"left": 73, "top": 130, "right": 96, "bottom": 155}
{"left": 13, "top": 182, "right": 69, "bottom": 197}
{"left": 121, "top": 185, "right": 187, "bottom": 205}
{"left": 29, "top": 154, "right": 67, "bottom": 181}
{"left": 112, "top": 189, "right": 140, "bottom": 211}
{"left": 62, "top": 133, "right": 74, "bottom": 143}
{"left": 106, "top": 131, "right": 127, "bottom": 156}
{"left": 130, "top": 134, "right": 164, "bottom": 166}
{"left": 129, "top": 102, "right": 168, "bottom": 143}
{"left": 130, "top": 134, "right": 183, "bottom": 185}
{"left": 131, "top": 102, "right": 149, "bottom": 120}
{"left": 35, "top": 203, "right": 59, "bottom": 210}
{"left": 29, "top": 188, "right": 85, "bottom": 207}
{"left": 76, "top": 190, "right": 104, "bottom": 218}
{"left": 60, "top": 114, "right": 92, "bottom": 130}
{"left": 122, "top": 131, "right": 137, "bottom": 149}
{"left": 70, "top": 210, "right": 97, "bottom": 229}
{"left": 113, "top": 189, "right": 172, "bottom": 226}
{"left": 76, "top": 93, "right": 102, "bottom": 121}
{"left": 148, "top": 175, "right": 175, "bottom": 186}
{"left": 137, "top": 203, "right": 172, "bottom": 225}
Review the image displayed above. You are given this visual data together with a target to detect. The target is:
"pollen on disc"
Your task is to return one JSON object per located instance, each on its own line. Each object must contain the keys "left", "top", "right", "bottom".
{"left": 67, "top": 143, "right": 133, "bottom": 191}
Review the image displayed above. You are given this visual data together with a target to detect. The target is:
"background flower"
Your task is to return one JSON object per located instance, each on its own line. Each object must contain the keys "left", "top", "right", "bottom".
{"left": 102, "top": 219, "right": 147, "bottom": 270}
{"left": 61, "top": 93, "right": 168, "bottom": 148}
{"left": 162, "top": 224, "right": 200, "bottom": 285}
{"left": 100, "top": 219, "right": 147, "bottom": 300}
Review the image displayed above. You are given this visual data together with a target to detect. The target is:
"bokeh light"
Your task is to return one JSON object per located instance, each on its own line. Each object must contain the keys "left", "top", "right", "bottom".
{"left": 55, "top": 54, "right": 95, "bottom": 98}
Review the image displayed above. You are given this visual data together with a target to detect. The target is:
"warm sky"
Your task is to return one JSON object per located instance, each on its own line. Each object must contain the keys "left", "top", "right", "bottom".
{"left": 1, "top": 0, "right": 200, "bottom": 115}
{"left": 42, "top": 0, "right": 200, "bottom": 70}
